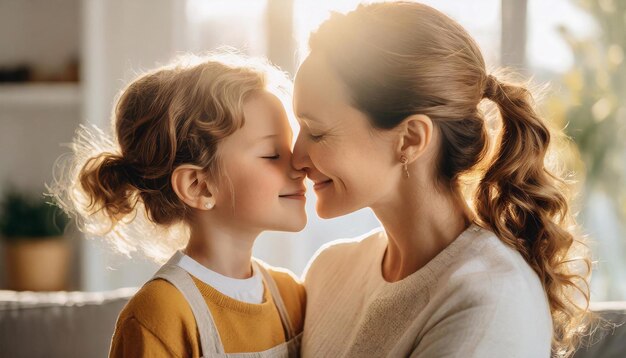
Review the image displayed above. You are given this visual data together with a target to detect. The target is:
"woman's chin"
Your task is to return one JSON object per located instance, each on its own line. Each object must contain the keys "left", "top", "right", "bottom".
{"left": 315, "top": 201, "right": 355, "bottom": 219}
{"left": 274, "top": 215, "right": 307, "bottom": 232}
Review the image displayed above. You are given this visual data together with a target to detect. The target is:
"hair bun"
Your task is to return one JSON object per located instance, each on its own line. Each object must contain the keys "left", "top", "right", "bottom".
{"left": 483, "top": 74, "right": 499, "bottom": 100}
{"left": 77, "top": 152, "right": 139, "bottom": 221}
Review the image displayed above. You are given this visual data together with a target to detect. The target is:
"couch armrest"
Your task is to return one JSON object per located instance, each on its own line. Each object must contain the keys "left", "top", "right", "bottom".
{"left": 0, "top": 287, "right": 138, "bottom": 358}
{"left": 573, "top": 301, "right": 626, "bottom": 358}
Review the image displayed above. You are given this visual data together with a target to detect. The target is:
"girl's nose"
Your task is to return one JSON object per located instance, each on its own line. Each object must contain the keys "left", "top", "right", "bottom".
{"left": 289, "top": 166, "right": 306, "bottom": 181}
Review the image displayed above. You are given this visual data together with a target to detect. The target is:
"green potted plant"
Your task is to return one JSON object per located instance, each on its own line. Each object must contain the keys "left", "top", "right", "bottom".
{"left": 0, "top": 188, "right": 71, "bottom": 291}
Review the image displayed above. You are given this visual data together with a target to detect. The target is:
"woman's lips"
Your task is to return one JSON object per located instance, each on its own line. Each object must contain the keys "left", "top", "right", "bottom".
{"left": 313, "top": 179, "right": 333, "bottom": 191}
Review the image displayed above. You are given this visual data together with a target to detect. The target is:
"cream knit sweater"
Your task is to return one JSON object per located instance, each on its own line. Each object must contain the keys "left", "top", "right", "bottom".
{"left": 301, "top": 224, "right": 552, "bottom": 357}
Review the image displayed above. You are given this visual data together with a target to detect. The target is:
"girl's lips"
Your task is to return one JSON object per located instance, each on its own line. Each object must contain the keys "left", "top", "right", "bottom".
{"left": 313, "top": 179, "right": 333, "bottom": 190}
{"left": 279, "top": 190, "right": 306, "bottom": 200}
{"left": 280, "top": 194, "right": 306, "bottom": 201}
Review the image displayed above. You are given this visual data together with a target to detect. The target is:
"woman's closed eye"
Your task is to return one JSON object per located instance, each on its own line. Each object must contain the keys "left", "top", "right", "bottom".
{"left": 308, "top": 133, "right": 325, "bottom": 142}
{"left": 262, "top": 154, "right": 281, "bottom": 160}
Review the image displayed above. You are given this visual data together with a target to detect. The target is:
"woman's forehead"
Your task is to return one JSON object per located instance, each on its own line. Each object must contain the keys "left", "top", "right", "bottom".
{"left": 294, "top": 54, "right": 350, "bottom": 115}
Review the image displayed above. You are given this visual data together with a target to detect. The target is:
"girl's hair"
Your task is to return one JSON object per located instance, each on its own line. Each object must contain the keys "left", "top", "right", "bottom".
{"left": 309, "top": 2, "right": 592, "bottom": 356}
{"left": 46, "top": 52, "right": 292, "bottom": 263}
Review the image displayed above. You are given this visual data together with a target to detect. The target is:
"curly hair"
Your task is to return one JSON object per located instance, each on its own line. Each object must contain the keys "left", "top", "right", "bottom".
{"left": 308, "top": 2, "right": 593, "bottom": 356}
{"left": 46, "top": 52, "right": 292, "bottom": 263}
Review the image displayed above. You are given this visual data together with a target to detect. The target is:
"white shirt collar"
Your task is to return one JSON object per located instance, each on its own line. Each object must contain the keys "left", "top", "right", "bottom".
{"left": 175, "top": 251, "right": 264, "bottom": 304}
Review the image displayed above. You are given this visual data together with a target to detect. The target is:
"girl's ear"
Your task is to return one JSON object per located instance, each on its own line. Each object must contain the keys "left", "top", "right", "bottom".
{"left": 395, "top": 114, "right": 434, "bottom": 163}
{"left": 171, "top": 164, "right": 217, "bottom": 210}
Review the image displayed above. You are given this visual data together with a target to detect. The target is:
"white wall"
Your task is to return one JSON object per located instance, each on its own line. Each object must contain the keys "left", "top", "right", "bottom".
{"left": 0, "top": 0, "right": 83, "bottom": 290}
{"left": 79, "top": 0, "right": 183, "bottom": 291}
{"left": 0, "top": 0, "right": 81, "bottom": 74}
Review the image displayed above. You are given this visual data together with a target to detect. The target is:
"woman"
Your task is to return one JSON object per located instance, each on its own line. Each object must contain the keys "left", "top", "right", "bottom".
{"left": 292, "top": 2, "right": 591, "bottom": 357}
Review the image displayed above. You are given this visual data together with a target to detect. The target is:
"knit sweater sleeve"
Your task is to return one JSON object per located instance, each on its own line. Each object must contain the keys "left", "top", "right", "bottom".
{"left": 109, "top": 317, "right": 181, "bottom": 358}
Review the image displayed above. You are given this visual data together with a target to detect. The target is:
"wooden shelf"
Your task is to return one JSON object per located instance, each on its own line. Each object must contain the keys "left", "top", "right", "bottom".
{"left": 0, "top": 83, "right": 81, "bottom": 108}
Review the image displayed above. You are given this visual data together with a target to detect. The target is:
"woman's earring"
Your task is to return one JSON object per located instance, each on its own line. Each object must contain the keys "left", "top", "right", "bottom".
{"left": 400, "top": 155, "right": 410, "bottom": 178}
{"left": 204, "top": 201, "right": 214, "bottom": 210}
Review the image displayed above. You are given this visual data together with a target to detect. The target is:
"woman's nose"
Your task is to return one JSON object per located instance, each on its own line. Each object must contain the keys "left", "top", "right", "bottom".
{"left": 291, "top": 132, "right": 310, "bottom": 172}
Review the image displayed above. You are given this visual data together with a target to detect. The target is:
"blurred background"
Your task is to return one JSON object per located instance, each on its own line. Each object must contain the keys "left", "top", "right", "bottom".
{"left": 0, "top": 0, "right": 624, "bottom": 303}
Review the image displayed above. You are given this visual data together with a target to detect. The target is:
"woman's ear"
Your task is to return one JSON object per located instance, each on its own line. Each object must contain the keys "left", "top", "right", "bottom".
{"left": 395, "top": 114, "right": 434, "bottom": 162}
{"left": 171, "top": 164, "right": 217, "bottom": 210}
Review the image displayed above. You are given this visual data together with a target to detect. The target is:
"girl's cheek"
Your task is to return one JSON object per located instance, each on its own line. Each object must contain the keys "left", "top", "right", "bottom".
{"left": 263, "top": 161, "right": 287, "bottom": 179}
{"left": 232, "top": 163, "right": 285, "bottom": 204}
{"left": 250, "top": 164, "right": 283, "bottom": 193}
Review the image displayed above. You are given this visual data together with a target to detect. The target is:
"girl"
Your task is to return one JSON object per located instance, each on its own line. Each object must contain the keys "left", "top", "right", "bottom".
{"left": 48, "top": 53, "right": 306, "bottom": 357}
{"left": 292, "top": 2, "right": 592, "bottom": 358}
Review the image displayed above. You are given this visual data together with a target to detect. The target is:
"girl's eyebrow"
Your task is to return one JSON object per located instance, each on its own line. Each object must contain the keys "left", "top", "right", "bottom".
{"left": 257, "top": 134, "right": 278, "bottom": 142}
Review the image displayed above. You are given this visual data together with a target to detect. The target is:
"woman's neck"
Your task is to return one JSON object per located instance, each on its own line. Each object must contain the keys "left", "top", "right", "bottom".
{"left": 183, "top": 219, "right": 260, "bottom": 279}
{"left": 372, "top": 179, "right": 473, "bottom": 283}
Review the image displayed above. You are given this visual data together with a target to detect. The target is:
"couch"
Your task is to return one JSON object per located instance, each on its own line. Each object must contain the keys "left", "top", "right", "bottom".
{"left": 0, "top": 289, "right": 624, "bottom": 357}
{"left": 0, "top": 288, "right": 137, "bottom": 357}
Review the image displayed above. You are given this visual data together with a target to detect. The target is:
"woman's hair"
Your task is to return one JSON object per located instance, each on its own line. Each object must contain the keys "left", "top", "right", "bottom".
{"left": 46, "top": 52, "right": 292, "bottom": 263}
{"left": 309, "top": 2, "right": 593, "bottom": 356}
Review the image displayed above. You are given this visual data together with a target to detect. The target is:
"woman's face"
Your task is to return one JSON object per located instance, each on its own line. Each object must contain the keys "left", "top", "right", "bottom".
{"left": 292, "top": 54, "right": 400, "bottom": 218}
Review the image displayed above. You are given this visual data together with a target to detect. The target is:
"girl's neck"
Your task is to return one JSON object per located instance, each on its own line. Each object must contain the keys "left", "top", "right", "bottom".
{"left": 372, "top": 178, "right": 473, "bottom": 283}
{"left": 183, "top": 221, "right": 260, "bottom": 279}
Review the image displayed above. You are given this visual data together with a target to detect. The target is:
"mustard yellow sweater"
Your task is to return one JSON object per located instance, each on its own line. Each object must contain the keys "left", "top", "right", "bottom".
{"left": 109, "top": 265, "right": 306, "bottom": 357}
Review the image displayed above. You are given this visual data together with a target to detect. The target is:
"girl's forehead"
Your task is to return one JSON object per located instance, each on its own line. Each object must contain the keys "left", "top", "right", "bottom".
{"left": 234, "top": 92, "right": 293, "bottom": 141}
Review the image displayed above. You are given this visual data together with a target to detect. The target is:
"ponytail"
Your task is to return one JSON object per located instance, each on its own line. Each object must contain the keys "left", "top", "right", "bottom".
{"left": 79, "top": 152, "right": 139, "bottom": 224}
{"left": 476, "top": 75, "right": 592, "bottom": 357}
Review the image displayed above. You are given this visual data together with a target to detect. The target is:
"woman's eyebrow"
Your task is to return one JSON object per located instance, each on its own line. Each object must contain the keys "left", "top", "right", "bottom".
{"left": 296, "top": 113, "right": 320, "bottom": 123}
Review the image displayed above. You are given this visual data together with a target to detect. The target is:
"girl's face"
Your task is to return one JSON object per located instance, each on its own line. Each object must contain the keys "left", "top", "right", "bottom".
{"left": 214, "top": 91, "right": 307, "bottom": 232}
{"left": 292, "top": 54, "right": 400, "bottom": 218}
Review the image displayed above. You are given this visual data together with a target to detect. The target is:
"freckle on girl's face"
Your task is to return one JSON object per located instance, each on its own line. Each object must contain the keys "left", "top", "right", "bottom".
{"left": 215, "top": 91, "right": 307, "bottom": 232}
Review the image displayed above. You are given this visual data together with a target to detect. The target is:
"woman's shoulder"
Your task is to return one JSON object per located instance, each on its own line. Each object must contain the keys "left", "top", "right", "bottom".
{"left": 423, "top": 227, "right": 553, "bottom": 347}
{"left": 302, "top": 228, "right": 386, "bottom": 281}
{"left": 437, "top": 227, "right": 551, "bottom": 316}
{"left": 308, "top": 228, "right": 385, "bottom": 265}
{"left": 448, "top": 227, "right": 545, "bottom": 289}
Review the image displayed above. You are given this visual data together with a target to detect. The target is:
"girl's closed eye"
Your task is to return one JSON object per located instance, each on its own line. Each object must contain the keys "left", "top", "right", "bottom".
{"left": 262, "top": 154, "right": 281, "bottom": 160}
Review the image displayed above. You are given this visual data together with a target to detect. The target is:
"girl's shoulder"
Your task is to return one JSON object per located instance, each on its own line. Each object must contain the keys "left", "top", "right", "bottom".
{"left": 254, "top": 259, "right": 307, "bottom": 333}
{"left": 259, "top": 260, "right": 306, "bottom": 305}
{"left": 110, "top": 278, "right": 200, "bottom": 357}
{"left": 115, "top": 277, "right": 196, "bottom": 335}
